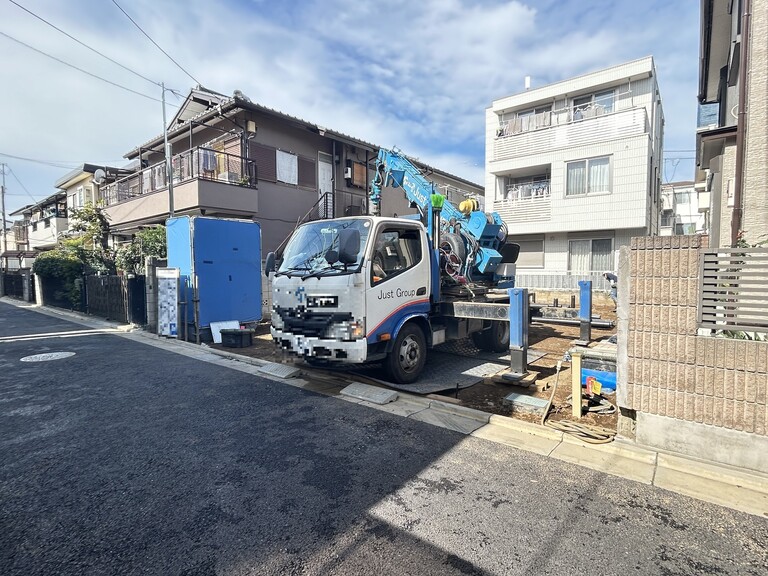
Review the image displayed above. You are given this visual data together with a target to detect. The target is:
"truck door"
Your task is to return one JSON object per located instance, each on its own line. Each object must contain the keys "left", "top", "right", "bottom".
{"left": 365, "top": 223, "right": 431, "bottom": 343}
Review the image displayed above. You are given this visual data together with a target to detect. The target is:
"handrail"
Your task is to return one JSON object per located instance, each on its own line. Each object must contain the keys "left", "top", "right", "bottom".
{"left": 273, "top": 191, "right": 334, "bottom": 257}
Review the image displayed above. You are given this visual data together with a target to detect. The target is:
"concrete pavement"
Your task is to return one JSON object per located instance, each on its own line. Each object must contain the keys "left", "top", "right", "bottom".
{"left": 3, "top": 297, "right": 767, "bottom": 519}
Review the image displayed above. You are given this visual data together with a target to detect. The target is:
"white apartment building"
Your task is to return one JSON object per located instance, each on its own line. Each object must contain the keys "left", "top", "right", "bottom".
{"left": 660, "top": 181, "right": 707, "bottom": 236}
{"left": 486, "top": 57, "right": 663, "bottom": 287}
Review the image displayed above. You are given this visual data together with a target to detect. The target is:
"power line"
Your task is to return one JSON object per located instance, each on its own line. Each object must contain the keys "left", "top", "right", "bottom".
{"left": 0, "top": 152, "right": 126, "bottom": 168}
{"left": 8, "top": 0, "right": 160, "bottom": 87}
{"left": 0, "top": 152, "right": 79, "bottom": 169}
{"left": 0, "top": 30, "right": 178, "bottom": 106}
{"left": 7, "top": 166, "right": 45, "bottom": 206}
{"left": 110, "top": 0, "right": 200, "bottom": 86}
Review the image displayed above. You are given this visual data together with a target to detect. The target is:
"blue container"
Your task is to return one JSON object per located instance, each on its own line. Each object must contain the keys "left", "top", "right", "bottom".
{"left": 167, "top": 216, "right": 262, "bottom": 329}
{"left": 581, "top": 368, "right": 617, "bottom": 393}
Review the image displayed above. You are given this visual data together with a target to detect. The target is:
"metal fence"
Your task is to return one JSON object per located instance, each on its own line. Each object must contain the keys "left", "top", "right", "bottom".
{"left": 85, "top": 275, "right": 147, "bottom": 325}
{"left": 698, "top": 248, "right": 768, "bottom": 333}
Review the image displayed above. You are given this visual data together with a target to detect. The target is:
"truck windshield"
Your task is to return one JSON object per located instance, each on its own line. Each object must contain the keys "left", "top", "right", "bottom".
{"left": 277, "top": 218, "right": 371, "bottom": 277}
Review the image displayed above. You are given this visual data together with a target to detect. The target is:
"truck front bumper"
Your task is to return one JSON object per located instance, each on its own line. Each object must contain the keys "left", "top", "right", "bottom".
{"left": 271, "top": 327, "right": 367, "bottom": 363}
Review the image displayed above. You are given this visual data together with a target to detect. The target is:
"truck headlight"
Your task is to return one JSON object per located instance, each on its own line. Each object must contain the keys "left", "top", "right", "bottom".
{"left": 326, "top": 320, "right": 365, "bottom": 341}
{"left": 271, "top": 310, "right": 284, "bottom": 330}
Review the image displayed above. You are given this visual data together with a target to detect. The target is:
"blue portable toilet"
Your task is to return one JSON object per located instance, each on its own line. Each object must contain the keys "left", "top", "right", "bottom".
{"left": 166, "top": 216, "right": 262, "bottom": 341}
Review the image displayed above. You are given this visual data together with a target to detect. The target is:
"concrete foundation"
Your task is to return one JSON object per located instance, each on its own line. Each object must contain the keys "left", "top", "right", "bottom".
{"left": 636, "top": 412, "right": 768, "bottom": 475}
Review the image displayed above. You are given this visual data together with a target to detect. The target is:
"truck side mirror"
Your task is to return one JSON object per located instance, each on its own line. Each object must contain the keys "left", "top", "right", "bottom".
{"left": 338, "top": 228, "right": 360, "bottom": 264}
{"left": 264, "top": 252, "right": 276, "bottom": 277}
{"left": 325, "top": 250, "right": 339, "bottom": 264}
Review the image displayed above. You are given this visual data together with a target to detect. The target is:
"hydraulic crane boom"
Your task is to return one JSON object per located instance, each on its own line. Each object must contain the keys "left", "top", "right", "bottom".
{"left": 369, "top": 147, "right": 513, "bottom": 280}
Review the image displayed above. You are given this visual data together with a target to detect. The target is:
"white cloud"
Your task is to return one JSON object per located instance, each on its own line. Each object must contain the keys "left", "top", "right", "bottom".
{"left": 0, "top": 0, "right": 700, "bottom": 215}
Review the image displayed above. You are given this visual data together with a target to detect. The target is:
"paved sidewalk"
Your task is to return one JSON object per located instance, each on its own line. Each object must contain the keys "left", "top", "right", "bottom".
{"left": 4, "top": 297, "right": 767, "bottom": 518}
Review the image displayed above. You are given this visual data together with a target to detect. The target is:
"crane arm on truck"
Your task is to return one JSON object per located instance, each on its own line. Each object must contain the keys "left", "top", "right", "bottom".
{"left": 369, "top": 147, "right": 517, "bottom": 284}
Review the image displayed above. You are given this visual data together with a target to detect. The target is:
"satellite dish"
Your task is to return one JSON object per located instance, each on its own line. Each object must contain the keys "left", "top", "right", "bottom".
{"left": 93, "top": 169, "right": 106, "bottom": 184}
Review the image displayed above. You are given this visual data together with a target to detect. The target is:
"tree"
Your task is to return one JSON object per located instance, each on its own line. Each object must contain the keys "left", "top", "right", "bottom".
{"left": 67, "top": 202, "right": 116, "bottom": 274}
{"left": 115, "top": 225, "right": 167, "bottom": 275}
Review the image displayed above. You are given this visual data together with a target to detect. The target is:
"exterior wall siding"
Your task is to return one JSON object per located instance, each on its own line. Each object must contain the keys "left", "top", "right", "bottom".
{"left": 494, "top": 136, "right": 650, "bottom": 234}
{"left": 742, "top": 0, "right": 768, "bottom": 246}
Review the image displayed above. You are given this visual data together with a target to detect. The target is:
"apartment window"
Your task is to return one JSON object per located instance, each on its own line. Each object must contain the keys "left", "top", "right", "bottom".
{"left": 513, "top": 237, "right": 545, "bottom": 268}
{"left": 573, "top": 90, "right": 614, "bottom": 119}
{"left": 660, "top": 210, "right": 674, "bottom": 227}
{"left": 566, "top": 156, "right": 611, "bottom": 196}
{"left": 517, "top": 105, "right": 552, "bottom": 131}
{"left": 569, "top": 238, "right": 613, "bottom": 272}
{"left": 674, "top": 191, "right": 690, "bottom": 205}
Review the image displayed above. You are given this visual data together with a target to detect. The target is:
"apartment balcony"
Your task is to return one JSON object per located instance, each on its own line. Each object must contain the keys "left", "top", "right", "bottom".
{"left": 102, "top": 147, "right": 258, "bottom": 229}
{"left": 493, "top": 184, "right": 552, "bottom": 225}
{"left": 491, "top": 107, "right": 648, "bottom": 163}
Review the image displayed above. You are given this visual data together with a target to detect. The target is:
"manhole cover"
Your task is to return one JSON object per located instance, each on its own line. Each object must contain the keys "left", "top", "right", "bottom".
{"left": 20, "top": 352, "right": 76, "bottom": 362}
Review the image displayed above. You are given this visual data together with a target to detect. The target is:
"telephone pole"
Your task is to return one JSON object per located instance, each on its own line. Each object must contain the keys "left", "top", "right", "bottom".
{"left": 162, "top": 83, "right": 174, "bottom": 218}
{"left": 1, "top": 163, "right": 7, "bottom": 273}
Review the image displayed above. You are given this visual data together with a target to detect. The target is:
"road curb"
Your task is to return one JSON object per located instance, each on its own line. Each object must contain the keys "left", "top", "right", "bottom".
{"left": 427, "top": 399, "right": 491, "bottom": 423}
{"left": 487, "top": 413, "right": 564, "bottom": 441}
{"left": 655, "top": 452, "right": 768, "bottom": 494}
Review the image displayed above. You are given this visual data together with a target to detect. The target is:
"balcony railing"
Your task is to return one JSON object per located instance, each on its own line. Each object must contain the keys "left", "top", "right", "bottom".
{"left": 497, "top": 104, "right": 612, "bottom": 138}
{"left": 492, "top": 107, "right": 648, "bottom": 162}
{"left": 102, "top": 147, "right": 256, "bottom": 206}
{"left": 494, "top": 189, "right": 552, "bottom": 225}
{"left": 504, "top": 180, "right": 550, "bottom": 201}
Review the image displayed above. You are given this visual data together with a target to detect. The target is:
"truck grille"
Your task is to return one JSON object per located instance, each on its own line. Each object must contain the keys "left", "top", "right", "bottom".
{"left": 275, "top": 306, "right": 354, "bottom": 338}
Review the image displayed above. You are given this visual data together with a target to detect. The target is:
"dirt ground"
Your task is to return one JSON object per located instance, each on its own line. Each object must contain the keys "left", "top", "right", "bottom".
{"left": 208, "top": 300, "right": 619, "bottom": 432}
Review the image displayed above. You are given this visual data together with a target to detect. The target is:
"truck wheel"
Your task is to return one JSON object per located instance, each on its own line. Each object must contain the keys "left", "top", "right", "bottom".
{"left": 384, "top": 324, "right": 426, "bottom": 384}
{"left": 487, "top": 320, "right": 510, "bottom": 352}
{"left": 471, "top": 321, "right": 509, "bottom": 352}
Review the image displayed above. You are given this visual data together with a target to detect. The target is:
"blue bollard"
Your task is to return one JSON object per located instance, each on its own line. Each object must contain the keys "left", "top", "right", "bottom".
{"left": 503, "top": 287, "right": 529, "bottom": 381}
{"left": 577, "top": 280, "right": 592, "bottom": 344}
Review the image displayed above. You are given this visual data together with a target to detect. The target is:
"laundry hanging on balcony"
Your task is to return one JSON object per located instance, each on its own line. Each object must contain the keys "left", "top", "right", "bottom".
{"left": 201, "top": 148, "right": 217, "bottom": 172}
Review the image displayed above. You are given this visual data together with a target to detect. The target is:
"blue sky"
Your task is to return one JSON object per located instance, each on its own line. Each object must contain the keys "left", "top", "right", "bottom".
{"left": 0, "top": 0, "right": 699, "bottom": 216}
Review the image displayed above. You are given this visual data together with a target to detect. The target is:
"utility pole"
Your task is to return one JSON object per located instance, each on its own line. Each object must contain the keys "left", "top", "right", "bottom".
{"left": 162, "top": 83, "right": 174, "bottom": 218}
{"left": 1, "top": 163, "right": 7, "bottom": 273}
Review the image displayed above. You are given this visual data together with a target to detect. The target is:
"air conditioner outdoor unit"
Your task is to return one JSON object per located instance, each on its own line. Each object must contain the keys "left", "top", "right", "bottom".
{"left": 218, "top": 171, "right": 239, "bottom": 183}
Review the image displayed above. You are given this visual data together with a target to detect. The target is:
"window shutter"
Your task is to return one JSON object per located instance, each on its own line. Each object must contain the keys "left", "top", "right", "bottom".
{"left": 298, "top": 156, "right": 316, "bottom": 188}
{"left": 352, "top": 162, "right": 367, "bottom": 188}
{"left": 250, "top": 143, "right": 276, "bottom": 182}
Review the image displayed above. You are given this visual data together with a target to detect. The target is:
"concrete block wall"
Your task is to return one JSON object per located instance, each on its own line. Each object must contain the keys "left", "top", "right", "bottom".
{"left": 624, "top": 235, "right": 768, "bottom": 438}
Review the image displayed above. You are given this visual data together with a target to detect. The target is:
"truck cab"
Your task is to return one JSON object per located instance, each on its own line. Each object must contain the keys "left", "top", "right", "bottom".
{"left": 270, "top": 216, "right": 433, "bottom": 383}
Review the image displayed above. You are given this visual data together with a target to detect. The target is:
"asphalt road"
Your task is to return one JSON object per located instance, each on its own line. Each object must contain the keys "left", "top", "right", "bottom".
{"left": 1, "top": 301, "right": 767, "bottom": 576}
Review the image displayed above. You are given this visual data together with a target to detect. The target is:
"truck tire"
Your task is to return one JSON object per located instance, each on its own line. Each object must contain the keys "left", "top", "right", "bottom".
{"left": 471, "top": 321, "right": 509, "bottom": 352}
{"left": 383, "top": 323, "right": 426, "bottom": 384}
